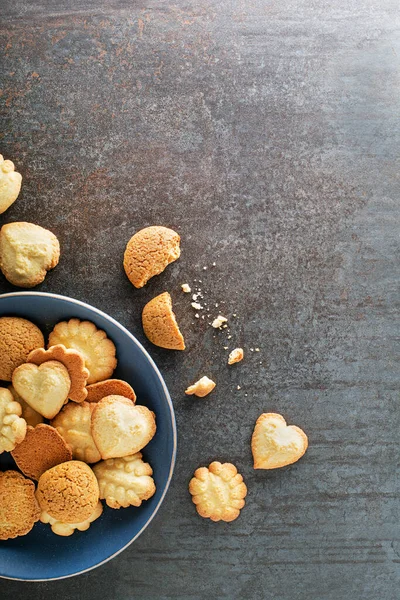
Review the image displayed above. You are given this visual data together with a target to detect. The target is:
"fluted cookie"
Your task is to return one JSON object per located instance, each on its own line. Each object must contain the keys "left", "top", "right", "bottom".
{"left": 251, "top": 413, "right": 308, "bottom": 469}
{"left": 93, "top": 453, "right": 156, "bottom": 509}
{"left": 86, "top": 379, "right": 136, "bottom": 404}
{"left": 0, "top": 222, "right": 60, "bottom": 287}
{"left": 51, "top": 401, "right": 101, "bottom": 464}
{"left": 11, "top": 424, "right": 72, "bottom": 480}
{"left": 123, "top": 225, "right": 180, "bottom": 288}
{"left": 40, "top": 501, "right": 103, "bottom": 536}
{"left": 0, "top": 470, "right": 40, "bottom": 539}
{"left": 0, "top": 316, "right": 44, "bottom": 381}
{"left": 0, "top": 387, "right": 27, "bottom": 453}
{"left": 36, "top": 461, "right": 99, "bottom": 523}
{"left": 91, "top": 396, "right": 156, "bottom": 460}
{"left": 0, "top": 155, "right": 22, "bottom": 214}
{"left": 142, "top": 292, "right": 185, "bottom": 350}
{"left": 189, "top": 461, "right": 247, "bottom": 522}
{"left": 28, "top": 344, "right": 89, "bottom": 403}
{"left": 12, "top": 360, "right": 71, "bottom": 419}
{"left": 48, "top": 319, "right": 117, "bottom": 384}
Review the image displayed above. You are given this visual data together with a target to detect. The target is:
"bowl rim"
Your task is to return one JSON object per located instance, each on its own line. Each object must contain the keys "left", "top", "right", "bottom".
{"left": 0, "top": 291, "right": 177, "bottom": 582}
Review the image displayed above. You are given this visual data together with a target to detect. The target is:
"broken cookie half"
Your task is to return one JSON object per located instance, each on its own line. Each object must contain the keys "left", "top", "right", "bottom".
{"left": 142, "top": 292, "right": 185, "bottom": 350}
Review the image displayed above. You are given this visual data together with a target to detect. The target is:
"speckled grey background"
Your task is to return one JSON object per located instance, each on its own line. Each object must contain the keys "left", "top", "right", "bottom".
{"left": 0, "top": 0, "right": 399, "bottom": 598}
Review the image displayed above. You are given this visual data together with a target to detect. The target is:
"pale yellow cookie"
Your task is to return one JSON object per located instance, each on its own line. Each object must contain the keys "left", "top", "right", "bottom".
{"left": 251, "top": 413, "right": 308, "bottom": 469}
{"left": 91, "top": 395, "right": 156, "bottom": 460}
{"left": 0, "top": 155, "right": 22, "bottom": 214}
{"left": 86, "top": 379, "right": 136, "bottom": 404}
{"left": 228, "top": 348, "right": 244, "bottom": 365}
{"left": 0, "top": 471, "right": 40, "bottom": 540}
{"left": 28, "top": 344, "right": 89, "bottom": 403}
{"left": 51, "top": 401, "right": 101, "bottom": 464}
{"left": 48, "top": 319, "right": 117, "bottom": 384}
{"left": 40, "top": 501, "right": 103, "bottom": 536}
{"left": 185, "top": 376, "right": 216, "bottom": 398}
{"left": 0, "top": 388, "right": 27, "bottom": 453}
{"left": 142, "top": 292, "right": 185, "bottom": 350}
{"left": 0, "top": 316, "right": 44, "bottom": 381}
{"left": 0, "top": 222, "right": 60, "bottom": 287}
{"left": 189, "top": 461, "right": 247, "bottom": 522}
{"left": 12, "top": 360, "right": 71, "bottom": 420}
{"left": 8, "top": 385, "right": 43, "bottom": 427}
{"left": 93, "top": 453, "right": 156, "bottom": 509}
{"left": 123, "top": 225, "right": 181, "bottom": 288}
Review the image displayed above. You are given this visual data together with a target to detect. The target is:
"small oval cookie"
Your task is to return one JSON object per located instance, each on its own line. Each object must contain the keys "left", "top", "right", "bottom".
{"left": 189, "top": 461, "right": 247, "bottom": 522}
{"left": 93, "top": 453, "right": 156, "bottom": 509}
{"left": 142, "top": 292, "right": 185, "bottom": 350}
{"left": 91, "top": 395, "right": 156, "bottom": 460}
{"left": 123, "top": 226, "right": 180, "bottom": 288}
{"left": 48, "top": 319, "right": 117, "bottom": 384}
{"left": 11, "top": 424, "right": 72, "bottom": 480}
{"left": 0, "top": 222, "right": 60, "bottom": 287}
{"left": 0, "top": 155, "right": 22, "bottom": 214}
{"left": 0, "top": 470, "right": 40, "bottom": 539}
{"left": 86, "top": 379, "right": 136, "bottom": 404}
{"left": 40, "top": 501, "right": 103, "bottom": 536}
{"left": 51, "top": 401, "right": 101, "bottom": 464}
{"left": 0, "top": 316, "right": 44, "bottom": 381}
{"left": 251, "top": 413, "right": 308, "bottom": 469}
{"left": 0, "top": 387, "right": 27, "bottom": 454}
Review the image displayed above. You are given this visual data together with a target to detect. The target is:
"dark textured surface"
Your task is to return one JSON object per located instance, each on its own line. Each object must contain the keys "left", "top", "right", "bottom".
{"left": 0, "top": 0, "right": 399, "bottom": 598}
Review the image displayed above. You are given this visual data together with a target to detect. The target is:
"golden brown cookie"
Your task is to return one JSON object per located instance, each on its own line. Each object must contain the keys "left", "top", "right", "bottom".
{"left": 0, "top": 316, "right": 44, "bottom": 381}
{"left": 142, "top": 292, "right": 185, "bottom": 350}
{"left": 11, "top": 424, "right": 72, "bottom": 480}
{"left": 251, "top": 413, "right": 308, "bottom": 469}
{"left": 93, "top": 453, "right": 156, "bottom": 509}
{"left": 28, "top": 344, "right": 89, "bottom": 403}
{"left": 185, "top": 376, "right": 216, "bottom": 398}
{"left": 40, "top": 501, "right": 103, "bottom": 536}
{"left": 0, "top": 470, "right": 40, "bottom": 539}
{"left": 0, "top": 155, "right": 22, "bottom": 214}
{"left": 12, "top": 360, "right": 71, "bottom": 419}
{"left": 0, "top": 387, "right": 27, "bottom": 453}
{"left": 189, "top": 462, "right": 247, "bottom": 522}
{"left": 86, "top": 379, "right": 136, "bottom": 403}
{"left": 36, "top": 461, "right": 99, "bottom": 523}
{"left": 8, "top": 385, "right": 44, "bottom": 427}
{"left": 91, "top": 395, "right": 156, "bottom": 460}
{"left": 48, "top": 319, "right": 117, "bottom": 384}
{"left": 51, "top": 401, "right": 101, "bottom": 464}
{"left": 0, "top": 222, "right": 60, "bottom": 287}
{"left": 123, "top": 226, "right": 181, "bottom": 288}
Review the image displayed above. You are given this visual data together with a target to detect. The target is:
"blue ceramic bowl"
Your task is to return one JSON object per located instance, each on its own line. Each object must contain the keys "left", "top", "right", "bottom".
{"left": 0, "top": 292, "right": 176, "bottom": 581}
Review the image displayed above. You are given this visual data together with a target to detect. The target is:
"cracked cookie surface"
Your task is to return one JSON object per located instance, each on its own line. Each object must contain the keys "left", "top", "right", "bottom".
{"left": 0, "top": 316, "right": 44, "bottom": 381}
{"left": 142, "top": 292, "right": 185, "bottom": 350}
{"left": 0, "top": 470, "right": 40, "bottom": 539}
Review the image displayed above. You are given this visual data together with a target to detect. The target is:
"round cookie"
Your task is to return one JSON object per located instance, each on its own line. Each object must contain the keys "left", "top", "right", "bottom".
{"left": 0, "top": 155, "right": 22, "bottom": 214}
{"left": 0, "top": 387, "right": 27, "bottom": 454}
{"left": 0, "top": 316, "right": 44, "bottom": 381}
{"left": 51, "top": 401, "right": 101, "bottom": 464}
{"left": 36, "top": 461, "right": 99, "bottom": 523}
{"left": 142, "top": 292, "right": 185, "bottom": 350}
{"left": 123, "top": 226, "right": 181, "bottom": 288}
{"left": 11, "top": 424, "right": 72, "bottom": 480}
{"left": 0, "top": 470, "right": 40, "bottom": 539}
{"left": 86, "top": 379, "right": 136, "bottom": 403}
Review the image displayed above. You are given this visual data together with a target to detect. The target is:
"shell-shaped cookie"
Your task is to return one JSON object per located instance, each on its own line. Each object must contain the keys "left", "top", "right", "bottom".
{"left": 48, "top": 319, "right": 117, "bottom": 384}
{"left": 40, "top": 501, "right": 103, "bottom": 536}
{"left": 93, "top": 453, "right": 156, "bottom": 509}
{"left": 251, "top": 413, "right": 308, "bottom": 469}
{"left": 51, "top": 401, "right": 101, "bottom": 464}
{"left": 189, "top": 461, "right": 247, "bottom": 522}
{"left": 0, "top": 155, "right": 22, "bottom": 214}
{"left": 0, "top": 470, "right": 40, "bottom": 540}
{"left": 142, "top": 292, "right": 185, "bottom": 350}
{"left": 0, "top": 388, "right": 27, "bottom": 453}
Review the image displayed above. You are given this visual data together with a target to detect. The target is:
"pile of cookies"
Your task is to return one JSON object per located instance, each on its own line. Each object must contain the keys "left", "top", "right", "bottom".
{"left": 0, "top": 316, "right": 157, "bottom": 539}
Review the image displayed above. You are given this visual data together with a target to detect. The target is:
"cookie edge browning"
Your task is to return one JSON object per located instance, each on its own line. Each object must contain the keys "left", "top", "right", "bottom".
{"left": 142, "top": 292, "right": 185, "bottom": 350}
{"left": 28, "top": 344, "right": 89, "bottom": 403}
{"left": 251, "top": 413, "right": 309, "bottom": 470}
{"left": 0, "top": 316, "right": 44, "bottom": 381}
{"left": 86, "top": 379, "right": 136, "bottom": 403}
{"left": 0, "top": 470, "right": 40, "bottom": 540}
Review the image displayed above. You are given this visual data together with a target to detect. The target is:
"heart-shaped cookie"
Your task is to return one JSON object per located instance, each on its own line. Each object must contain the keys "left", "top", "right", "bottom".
{"left": 12, "top": 361, "right": 71, "bottom": 420}
{"left": 251, "top": 413, "right": 308, "bottom": 469}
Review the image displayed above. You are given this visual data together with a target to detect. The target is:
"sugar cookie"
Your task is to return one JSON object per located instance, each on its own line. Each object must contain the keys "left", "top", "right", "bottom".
{"left": 51, "top": 401, "right": 101, "bottom": 464}
{"left": 251, "top": 413, "right": 308, "bottom": 469}
{"left": 8, "top": 385, "right": 44, "bottom": 427}
{"left": 0, "top": 155, "right": 22, "bottom": 214}
{"left": 0, "top": 387, "right": 27, "bottom": 453}
{"left": 40, "top": 501, "right": 103, "bottom": 536}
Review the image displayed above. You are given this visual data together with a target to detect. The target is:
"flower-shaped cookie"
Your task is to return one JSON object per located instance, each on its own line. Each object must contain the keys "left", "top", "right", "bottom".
{"left": 251, "top": 413, "right": 308, "bottom": 469}
{"left": 0, "top": 388, "right": 27, "bottom": 453}
{"left": 51, "top": 401, "right": 101, "bottom": 464}
{"left": 93, "top": 453, "right": 156, "bottom": 509}
{"left": 0, "top": 155, "right": 22, "bottom": 214}
{"left": 189, "top": 461, "right": 247, "bottom": 522}
{"left": 28, "top": 344, "right": 89, "bottom": 403}
{"left": 48, "top": 319, "right": 117, "bottom": 384}
{"left": 40, "top": 501, "right": 103, "bottom": 536}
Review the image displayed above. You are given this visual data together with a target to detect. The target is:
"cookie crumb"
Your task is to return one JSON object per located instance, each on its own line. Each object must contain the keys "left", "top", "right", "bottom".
{"left": 228, "top": 348, "right": 244, "bottom": 365}
{"left": 212, "top": 262, "right": 216, "bottom": 267}
{"left": 191, "top": 302, "right": 203, "bottom": 310}
{"left": 255, "top": 348, "right": 260, "bottom": 352}
{"left": 185, "top": 376, "right": 216, "bottom": 398}
{"left": 237, "top": 385, "right": 241, "bottom": 390}
{"left": 181, "top": 284, "right": 191, "bottom": 293}
{"left": 195, "top": 313, "right": 200, "bottom": 319}
{"left": 203, "top": 266, "right": 207, "bottom": 270}
{"left": 212, "top": 315, "right": 227, "bottom": 328}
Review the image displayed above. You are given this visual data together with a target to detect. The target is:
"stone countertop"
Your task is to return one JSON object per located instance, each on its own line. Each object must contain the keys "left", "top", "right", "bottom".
{"left": 0, "top": 1, "right": 399, "bottom": 598}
